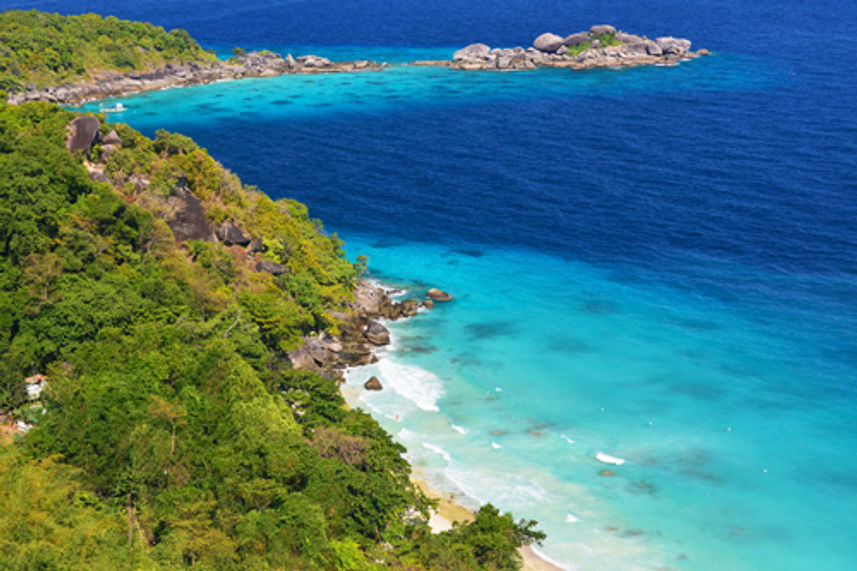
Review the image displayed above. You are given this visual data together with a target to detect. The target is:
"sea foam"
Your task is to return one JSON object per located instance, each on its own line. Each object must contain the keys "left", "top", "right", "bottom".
{"left": 595, "top": 452, "right": 626, "bottom": 466}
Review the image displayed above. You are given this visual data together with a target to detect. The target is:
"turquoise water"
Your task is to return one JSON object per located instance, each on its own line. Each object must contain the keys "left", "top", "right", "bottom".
{"left": 71, "top": 47, "right": 857, "bottom": 569}
{"left": 339, "top": 237, "right": 856, "bottom": 570}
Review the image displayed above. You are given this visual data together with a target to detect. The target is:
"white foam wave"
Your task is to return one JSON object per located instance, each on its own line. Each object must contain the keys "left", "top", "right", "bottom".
{"left": 451, "top": 424, "right": 468, "bottom": 434}
{"left": 565, "top": 513, "right": 580, "bottom": 523}
{"left": 376, "top": 358, "right": 444, "bottom": 412}
{"left": 491, "top": 441, "right": 502, "bottom": 449}
{"left": 561, "top": 434, "right": 575, "bottom": 444}
{"left": 397, "top": 427, "right": 420, "bottom": 441}
{"left": 422, "top": 442, "right": 453, "bottom": 464}
{"left": 530, "top": 545, "right": 573, "bottom": 571}
{"left": 595, "top": 452, "right": 626, "bottom": 466}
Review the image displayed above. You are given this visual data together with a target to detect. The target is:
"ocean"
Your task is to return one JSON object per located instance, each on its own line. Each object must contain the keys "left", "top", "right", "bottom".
{"left": 14, "top": 0, "right": 857, "bottom": 568}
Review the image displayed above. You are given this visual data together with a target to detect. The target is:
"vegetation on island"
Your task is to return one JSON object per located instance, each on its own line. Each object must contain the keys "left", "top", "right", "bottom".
{"left": 0, "top": 10, "right": 217, "bottom": 92}
{"left": 0, "top": 99, "right": 544, "bottom": 569}
{"left": 566, "top": 31, "right": 624, "bottom": 57}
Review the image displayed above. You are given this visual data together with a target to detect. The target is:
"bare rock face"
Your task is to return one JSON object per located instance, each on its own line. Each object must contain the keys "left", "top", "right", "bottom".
{"left": 590, "top": 24, "right": 617, "bottom": 36}
{"left": 563, "top": 32, "right": 591, "bottom": 46}
{"left": 364, "top": 376, "right": 383, "bottom": 391}
{"left": 646, "top": 41, "right": 664, "bottom": 56}
{"left": 364, "top": 320, "right": 391, "bottom": 345}
{"left": 101, "top": 129, "right": 122, "bottom": 146}
{"left": 533, "top": 33, "right": 565, "bottom": 53}
{"left": 256, "top": 260, "right": 287, "bottom": 275}
{"left": 166, "top": 189, "right": 216, "bottom": 242}
{"left": 426, "top": 288, "right": 452, "bottom": 301}
{"left": 66, "top": 116, "right": 100, "bottom": 155}
{"left": 217, "top": 221, "right": 252, "bottom": 246}
{"left": 655, "top": 36, "right": 692, "bottom": 55}
{"left": 454, "top": 43, "right": 491, "bottom": 61}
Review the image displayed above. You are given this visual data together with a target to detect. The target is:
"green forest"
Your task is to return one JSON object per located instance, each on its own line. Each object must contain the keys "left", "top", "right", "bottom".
{"left": 0, "top": 10, "right": 216, "bottom": 92}
{"left": 0, "top": 97, "right": 543, "bottom": 568}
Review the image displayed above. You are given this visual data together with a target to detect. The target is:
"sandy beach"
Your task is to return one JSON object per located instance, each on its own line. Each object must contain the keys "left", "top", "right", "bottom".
{"left": 413, "top": 477, "right": 565, "bottom": 571}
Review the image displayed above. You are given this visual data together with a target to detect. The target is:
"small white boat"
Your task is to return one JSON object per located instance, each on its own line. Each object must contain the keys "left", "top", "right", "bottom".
{"left": 100, "top": 103, "right": 127, "bottom": 113}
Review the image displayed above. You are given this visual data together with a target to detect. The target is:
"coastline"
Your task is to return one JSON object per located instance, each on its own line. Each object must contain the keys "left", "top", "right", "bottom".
{"left": 336, "top": 280, "right": 567, "bottom": 570}
{"left": 6, "top": 26, "right": 706, "bottom": 107}
{"left": 6, "top": 51, "right": 388, "bottom": 106}
{"left": 413, "top": 476, "right": 566, "bottom": 571}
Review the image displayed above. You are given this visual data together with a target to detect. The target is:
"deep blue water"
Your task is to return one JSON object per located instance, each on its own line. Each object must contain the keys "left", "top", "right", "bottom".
{"left": 10, "top": 0, "right": 857, "bottom": 568}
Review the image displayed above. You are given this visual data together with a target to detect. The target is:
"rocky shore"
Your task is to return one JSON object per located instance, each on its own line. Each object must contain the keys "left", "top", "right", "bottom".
{"left": 287, "top": 280, "right": 451, "bottom": 383}
{"left": 414, "top": 25, "right": 707, "bottom": 71}
{"left": 6, "top": 51, "right": 388, "bottom": 106}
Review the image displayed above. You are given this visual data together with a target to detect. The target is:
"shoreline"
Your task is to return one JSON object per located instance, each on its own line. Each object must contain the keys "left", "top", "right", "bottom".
{"left": 7, "top": 27, "right": 706, "bottom": 107}
{"left": 412, "top": 475, "right": 566, "bottom": 571}
{"left": 337, "top": 282, "right": 568, "bottom": 570}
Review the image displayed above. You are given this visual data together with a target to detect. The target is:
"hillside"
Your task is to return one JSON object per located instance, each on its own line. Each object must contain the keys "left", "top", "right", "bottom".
{"left": 0, "top": 10, "right": 217, "bottom": 92}
{"left": 0, "top": 100, "right": 543, "bottom": 569}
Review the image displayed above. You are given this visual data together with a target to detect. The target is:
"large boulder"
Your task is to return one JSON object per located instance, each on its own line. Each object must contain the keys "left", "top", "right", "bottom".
{"left": 256, "top": 260, "right": 287, "bottom": 275}
{"left": 426, "top": 288, "right": 452, "bottom": 302}
{"left": 364, "top": 320, "right": 391, "bottom": 345}
{"left": 166, "top": 189, "right": 216, "bottom": 242}
{"left": 590, "top": 25, "right": 617, "bottom": 36}
{"left": 66, "top": 116, "right": 100, "bottom": 155}
{"left": 646, "top": 41, "right": 663, "bottom": 56}
{"left": 533, "top": 33, "right": 565, "bottom": 53}
{"left": 101, "top": 129, "right": 122, "bottom": 146}
{"left": 454, "top": 43, "right": 491, "bottom": 61}
{"left": 655, "top": 37, "right": 692, "bottom": 55}
{"left": 217, "top": 221, "right": 252, "bottom": 246}
{"left": 563, "top": 32, "right": 591, "bottom": 46}
{"left": 364, "top": 376, "right": 383, "bottom": 391}
{"left": 615, "top": 32, "right": 643, "bottom": 44}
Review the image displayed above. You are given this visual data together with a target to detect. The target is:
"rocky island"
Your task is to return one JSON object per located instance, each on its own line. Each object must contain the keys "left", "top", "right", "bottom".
{"left": 415, "top": 24, "right": 707, "bottom": 71}
{"left": 0, "top": 10, "right": 386, "bottom": 106}
{"left": 6, "top": 50, "right": 388, "bottom": 106}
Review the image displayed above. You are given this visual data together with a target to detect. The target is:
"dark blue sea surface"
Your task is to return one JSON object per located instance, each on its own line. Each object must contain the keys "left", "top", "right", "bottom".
{"left": 11, "top": 0, "right": 857, "bottom": 568}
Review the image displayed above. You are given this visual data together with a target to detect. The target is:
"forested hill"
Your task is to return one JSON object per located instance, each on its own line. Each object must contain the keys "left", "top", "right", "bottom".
{"left": 0, "top": 10, "right": 216, "bottom": 92}
{"left": 0, "top": 100, "right": 543, "bottom": 568}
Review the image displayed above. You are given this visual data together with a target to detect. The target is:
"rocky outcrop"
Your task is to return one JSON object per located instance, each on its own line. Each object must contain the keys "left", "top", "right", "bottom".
{"left": 364, "top": 320, "right": 391, "bottom": 346}
{"left": 441, "top": 26, "right": 704, "bottom": 72}
{"left": 166, "top": 188, "right": 216, "bottom": 243}
{"left": 286, "top": 278, "right": 433, "bottom": 377}
{"left": 217, "top": 221, "right": 252, "bottom": 246}
{"left": 533, "top": 33, "right": 565, "bottom": 53}
{"left": 66, "top": 116, "right": 101, "bottom": 155}
{"left": 426, "top": 288, "right": 452, "bottom": 301}
{"left": 364, "top": 376, "right": 383, "bottom": 391}
{"left": 256, "top": 260, "right": 288, "bottom": 275}
{"left": 454, "top": 43, "right": 491, "bottom": 61}
{"left": 7, "top": 51, "right": 390, "bottom": 106}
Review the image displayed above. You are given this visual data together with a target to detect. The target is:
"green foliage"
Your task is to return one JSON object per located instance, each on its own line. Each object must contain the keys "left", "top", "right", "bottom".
{"left": 0, "top": 100, "right": 544, "bottom": 569}
{"left": 567, "top": 32, "right": 623, "bottom": 56}
{"left": 595, "top": 32, "right": 624, "bottom": 48}
{"left": 0, "top": 445, "right": 143, "bottom": 569}
{"left": 567, "top": 41, "right": 592, "bottom": 56}
{"left": 0, "top": 10, "right": 217, "bottom": 91}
